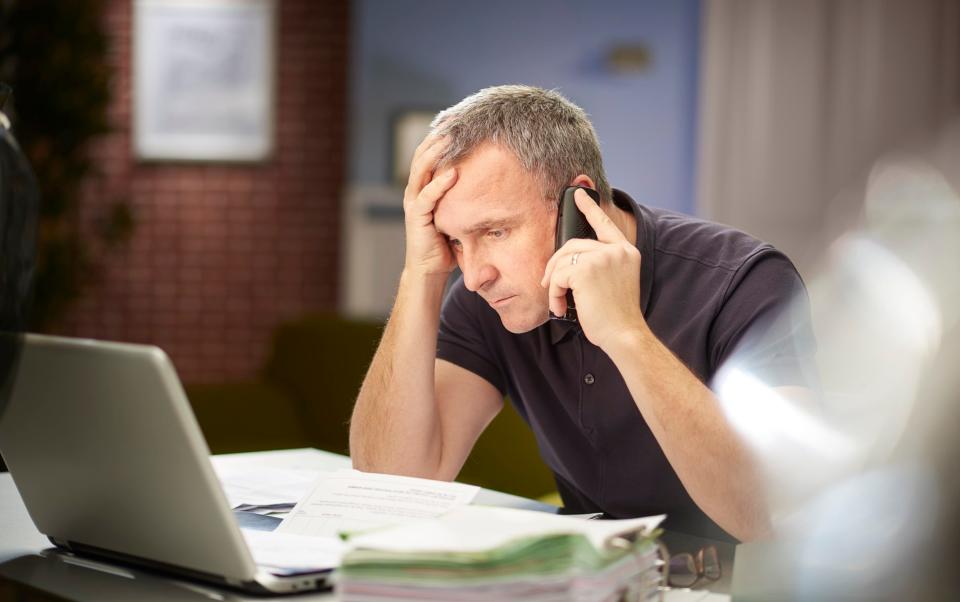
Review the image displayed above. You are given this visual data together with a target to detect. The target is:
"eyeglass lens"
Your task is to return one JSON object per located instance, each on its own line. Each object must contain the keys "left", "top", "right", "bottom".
{"left": 667, "top": 545, "right": 720, "bottom": 588}
{"left": 668, "top": 553, "right": 698, "bottom": 588}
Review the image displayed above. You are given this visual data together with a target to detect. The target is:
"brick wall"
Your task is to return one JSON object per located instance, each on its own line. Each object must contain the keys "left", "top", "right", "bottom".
{"left": 57, "top": 0, "right": 350, "bottom": 383}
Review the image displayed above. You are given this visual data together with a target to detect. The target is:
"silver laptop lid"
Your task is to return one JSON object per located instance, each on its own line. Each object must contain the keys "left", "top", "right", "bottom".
{"left": 0, "top": 334, "right": 258, "bottom": 583}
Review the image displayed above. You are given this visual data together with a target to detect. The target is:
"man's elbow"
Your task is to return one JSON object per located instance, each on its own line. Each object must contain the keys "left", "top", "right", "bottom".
{"left": 727, "top": 504, "right": 773, "bottom": 543}
{"left": 349, "top": 441, "right": 447, "bottom": 481}
{"left": 351, "top": 459, "right": 448, "bottom": 481}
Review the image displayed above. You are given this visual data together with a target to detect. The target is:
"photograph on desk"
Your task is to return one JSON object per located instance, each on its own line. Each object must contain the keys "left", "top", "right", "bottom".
{"left": 1, "top": 0, "right": 959, "bottom": 601}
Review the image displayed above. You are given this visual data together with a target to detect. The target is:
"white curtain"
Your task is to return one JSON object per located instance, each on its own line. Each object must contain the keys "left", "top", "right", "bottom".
{"left": 696, "top": 0, "right": 960, "bottom": 277}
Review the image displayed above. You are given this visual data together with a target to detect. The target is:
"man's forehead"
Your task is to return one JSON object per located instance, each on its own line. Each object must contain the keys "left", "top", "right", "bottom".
{"left": 434, "top": 195, "right": 524, "bottom": 235}
{"left": 432, "top": 141, "right": 552, "bottom": 234}
{"left": 448, "top": 142, "right": 539, "bottom": 191}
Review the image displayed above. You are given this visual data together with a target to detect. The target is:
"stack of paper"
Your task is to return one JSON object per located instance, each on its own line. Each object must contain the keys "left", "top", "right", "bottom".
{"left": 233, "top": 469, "right": 481, "bottom": 574}
{"left": 337, "top": 506, "right": 665, "bottom": 601}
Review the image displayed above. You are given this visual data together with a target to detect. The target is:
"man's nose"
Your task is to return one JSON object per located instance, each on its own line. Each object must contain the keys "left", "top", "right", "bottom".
{"left": 460, "top": 248, "right": 497, "bottom": 292}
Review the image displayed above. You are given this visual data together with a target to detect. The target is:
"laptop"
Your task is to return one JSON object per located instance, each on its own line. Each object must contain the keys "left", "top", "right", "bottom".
{"left": 0, "top": 333, "right": 333, "bottom": 594}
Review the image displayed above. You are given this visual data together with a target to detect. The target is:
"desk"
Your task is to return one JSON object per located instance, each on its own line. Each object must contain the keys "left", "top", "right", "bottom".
{"left": 0, "top": 449, "right": 730, "bottom": 601}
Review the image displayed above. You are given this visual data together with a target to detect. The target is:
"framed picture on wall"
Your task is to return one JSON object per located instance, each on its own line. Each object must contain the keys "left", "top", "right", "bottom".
{"left": 390, "top": 109, "right": 439, "bottom": 185}
{"left": 134, "top": 0, "right": 276, "bottom": 162}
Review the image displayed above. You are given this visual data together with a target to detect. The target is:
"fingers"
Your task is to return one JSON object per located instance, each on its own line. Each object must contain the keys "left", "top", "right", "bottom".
{"left": 541, "top": 237, "right": 641, "bottom": 318}
{"left": 541, "top": 239, "right": 599, "bottom": 317}
{"left": 574, "top": 188, "right": 624, "bottom": 243}
{"left": 407, "top": 168, "right": 458, "bottom": 221}
{"left": 540, "top": 239, "right": 599, "bottom": 288}
{"left": 546, "top": 261, "right": 575, "bottom": 317}
{"left": 407, "top": 134, "right": 449, "bottom": 196}
{"left": 411, "top": 132, "right": 441, "bottom": 163}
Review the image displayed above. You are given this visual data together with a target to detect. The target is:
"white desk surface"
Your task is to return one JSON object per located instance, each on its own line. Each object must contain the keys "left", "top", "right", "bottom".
{"left": 0, "top": 448, "right": 728, "bottom": 601}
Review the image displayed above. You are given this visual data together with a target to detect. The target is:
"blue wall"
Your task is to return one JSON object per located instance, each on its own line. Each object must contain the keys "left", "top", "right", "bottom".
{"left": 349, "top": 0, "right": 701, "bottom": 214}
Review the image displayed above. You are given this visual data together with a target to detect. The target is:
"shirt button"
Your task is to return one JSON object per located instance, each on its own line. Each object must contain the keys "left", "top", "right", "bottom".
{"left": 583, "top": 373, "right": 595, "bottom": 385}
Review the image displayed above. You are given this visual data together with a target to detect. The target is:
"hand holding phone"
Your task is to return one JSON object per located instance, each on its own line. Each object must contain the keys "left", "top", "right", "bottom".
{"left": 551, "top": 186, "right": 601, "bottom": 322}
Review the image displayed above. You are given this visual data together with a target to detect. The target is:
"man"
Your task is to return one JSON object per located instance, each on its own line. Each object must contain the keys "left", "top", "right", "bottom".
{"left": 349, "top": 85, "right": 815, "bottom": 542}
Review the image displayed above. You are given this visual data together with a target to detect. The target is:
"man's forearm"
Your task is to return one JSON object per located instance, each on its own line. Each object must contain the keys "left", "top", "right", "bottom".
{"left": 605, "top": 326, "right": 771, "bottom": 542}
{"left": 349, "top": 269, "right": 448, "bottom": 477}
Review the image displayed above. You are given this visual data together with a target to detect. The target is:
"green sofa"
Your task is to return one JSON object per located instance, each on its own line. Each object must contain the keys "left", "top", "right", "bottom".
{"left": 185, "top": 313, "right": 557, "bottom": 500}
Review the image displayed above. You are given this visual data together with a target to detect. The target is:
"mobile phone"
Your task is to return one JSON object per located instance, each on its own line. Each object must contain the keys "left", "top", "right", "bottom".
{"left": 550, "top": 186, "right": 600, "bottom": 322}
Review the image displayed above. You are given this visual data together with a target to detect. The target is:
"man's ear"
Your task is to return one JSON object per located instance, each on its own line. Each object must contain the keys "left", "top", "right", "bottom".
{"left": 570, "top": 174, "right": 596, "bottom": 190}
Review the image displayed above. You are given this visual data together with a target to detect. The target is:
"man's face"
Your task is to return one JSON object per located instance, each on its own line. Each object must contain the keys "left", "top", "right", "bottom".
{"left": 433, "top": 142, "right": 558, "bottom": 333}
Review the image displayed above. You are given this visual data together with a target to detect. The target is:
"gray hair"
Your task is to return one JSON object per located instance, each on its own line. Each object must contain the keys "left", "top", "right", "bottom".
{"left": 430, "top": 85, "right": 611, "bottom": 205}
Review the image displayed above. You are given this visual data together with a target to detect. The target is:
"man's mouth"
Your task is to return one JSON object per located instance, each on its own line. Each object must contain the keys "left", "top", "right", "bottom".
{"left": 489, "top": 295, "right": 516, "bottom": 308}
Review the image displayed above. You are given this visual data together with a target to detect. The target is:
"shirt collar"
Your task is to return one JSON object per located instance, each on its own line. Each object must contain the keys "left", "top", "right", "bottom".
{"left": 548, "top": 188, "right": 656, "bottom": 344}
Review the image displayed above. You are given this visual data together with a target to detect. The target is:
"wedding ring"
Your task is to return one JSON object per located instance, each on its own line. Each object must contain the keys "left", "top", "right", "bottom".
{"left": 571, "top": 252, "right": 580, "bottom": 266}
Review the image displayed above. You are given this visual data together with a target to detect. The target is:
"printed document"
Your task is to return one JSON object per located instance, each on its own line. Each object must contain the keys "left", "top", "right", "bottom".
{"left": 277, "top": 469, "right": 479, "bottom": 538}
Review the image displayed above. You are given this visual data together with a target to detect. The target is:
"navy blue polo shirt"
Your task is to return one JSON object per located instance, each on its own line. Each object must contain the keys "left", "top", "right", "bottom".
{"left": 436, "top": 189, "right": 816, "bottom": 541}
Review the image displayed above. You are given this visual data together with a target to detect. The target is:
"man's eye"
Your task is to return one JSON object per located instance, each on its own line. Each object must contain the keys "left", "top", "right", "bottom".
{"left": 487, "top": 229, "right": 506, "bottom": 239}
{"left": 448, "top": 238, "right": 462, "bottom": 250}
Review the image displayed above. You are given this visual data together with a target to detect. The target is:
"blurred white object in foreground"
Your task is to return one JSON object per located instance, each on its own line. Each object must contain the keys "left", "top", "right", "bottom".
{"left": 716, "top": 151, "right": 960, "bottom": 600}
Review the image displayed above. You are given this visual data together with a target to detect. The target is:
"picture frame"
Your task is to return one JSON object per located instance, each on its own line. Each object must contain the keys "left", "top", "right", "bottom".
{"left": 133, "top": 0, "right": 276, "bottom": 162}
{"left": 390, "top": 109, "right": 438, "bottom": 185}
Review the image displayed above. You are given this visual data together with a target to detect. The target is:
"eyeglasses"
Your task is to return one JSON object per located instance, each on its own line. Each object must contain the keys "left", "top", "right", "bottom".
{"left": 663, "top": 544, "right": 721, "bottom": 589}
{"left": 616, "top": 540, "right": 722, "bottom": 601}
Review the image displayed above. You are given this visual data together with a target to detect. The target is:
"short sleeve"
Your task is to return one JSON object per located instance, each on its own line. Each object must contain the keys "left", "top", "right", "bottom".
{"left": 708, "top": 250, "right": 820, "bottom": 390}
{"left": 436, "top": 276, "right": 508, "bottom": 395}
